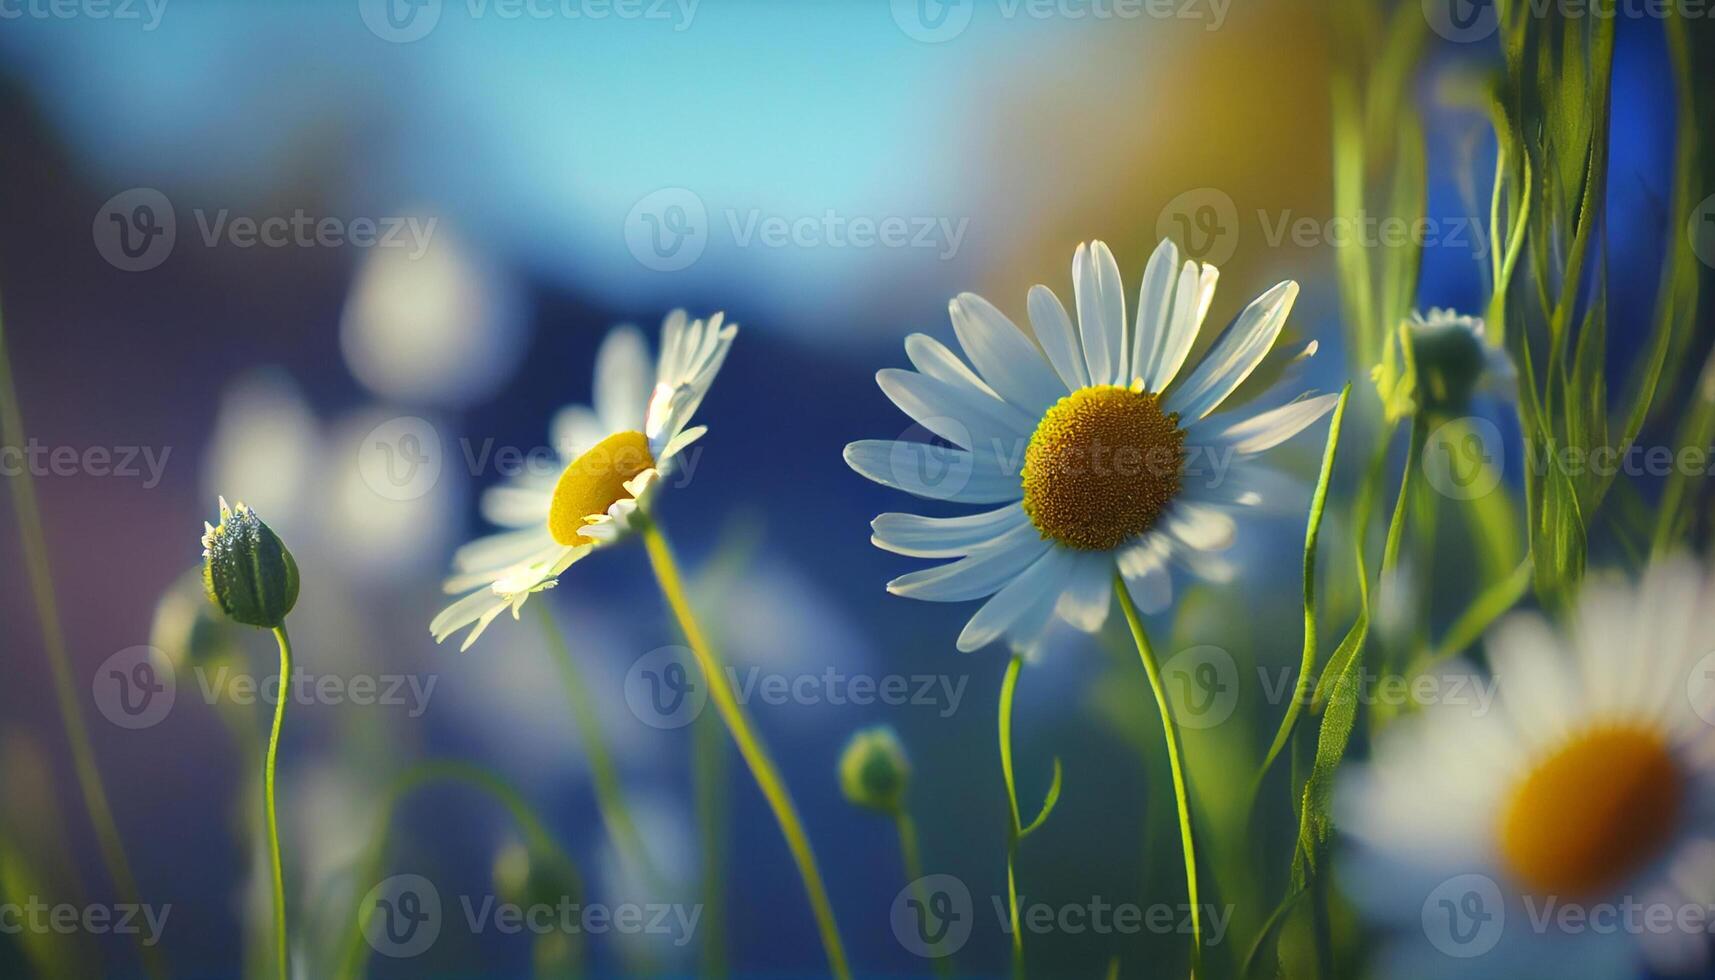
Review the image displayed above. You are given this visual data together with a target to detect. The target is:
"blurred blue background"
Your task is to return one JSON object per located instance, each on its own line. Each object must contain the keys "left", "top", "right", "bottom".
{"left": 0, "top": 1, "right": 1683, "bottom": 976}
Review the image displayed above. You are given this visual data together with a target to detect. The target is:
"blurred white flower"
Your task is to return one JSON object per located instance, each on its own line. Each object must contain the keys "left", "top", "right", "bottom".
{"left": 340, "top": 223, "right": 528, "bottom": 407}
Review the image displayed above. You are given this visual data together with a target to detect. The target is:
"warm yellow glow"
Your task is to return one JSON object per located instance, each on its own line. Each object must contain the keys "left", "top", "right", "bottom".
{"left": 1498, "top": 725, "right": 1683, "bottom": 898}
{"left": 1021, "top": 384, "right": 1186, "bottom": 551}
{"left": 546, "top": 430, "right": 654, "bottom": 546}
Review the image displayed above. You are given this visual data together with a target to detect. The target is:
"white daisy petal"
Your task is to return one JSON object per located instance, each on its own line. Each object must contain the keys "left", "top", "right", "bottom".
{"left": 871, "top": 506, "right": 1031, "bottom": 558}
{"left": 1073, "top": 242, "right": 1125, "bottom": 387}
{"left": 431, "top": 588, "right": 505, "bottom": 641}
{"left": 904, "top": 333, "right": 1000, "bottom": 401}
{"left": 1166, "top": 280, "right": 1298, "bottom": 421}
{"left": 1163, "top": 502, "right": 1237, "bottom": 553}
{"left": 1153, "top": 260, "right": 1219, "bottom": 392}
{"left": 1054, "top": 551, "right": 1114, "bottom": 631}
{"left": 1117, "top": 540, "right": 1173, "bottom": 614}
{"left": 1130, "top": 238, "right": 1180, "bottom": 387}
{"left": 844, "top": 440, "right": 1026, "bottom": 504}
{"left": 480, "top": 484, "right": 550, "bottom": 527}
{"left": 453, "top": 526, "right": 557, "bottom": 573}
{"left": 593, "top": 324, "right": 651, "bottom": 433}
{"left": 1486, "top": 612, "right": 1581, "bottom": 748}
{"left": 1027, "top": 284, "right": 1087, "bottom": 392}
{"left": 957, "top": 546, "right": 1077, "bottom": 652}
{"left": 1208, "top": 393, "right": 1340, "bottom": 455}
{"left": 1191, "top": 463, "right": 1304, "bottom": 512}
{"left": 875, "top": 368, "right": 1035, "bottom": 451}
{"left": 886, "top": 523, "right": 1051, "bottom": 602}
{"left": 551, "top": 405, "right": 607, "bottom": 459}
{"left": 949, "top": 293, "right": 1064, "bottom": 414}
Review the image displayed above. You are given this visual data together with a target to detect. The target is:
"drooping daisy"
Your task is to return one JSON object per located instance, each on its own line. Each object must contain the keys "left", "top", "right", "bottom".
{"left": 1403, "top": 307, "right": 1516, "bottom": 415}
{"left": 1339, "top": 555, "right": 1715, "bottom": 978}
{"left": 431, "top": 311, "right": 736, "bottom": 650}
{"left": 845, "top": 238, "right": 1338, "bottom": 653}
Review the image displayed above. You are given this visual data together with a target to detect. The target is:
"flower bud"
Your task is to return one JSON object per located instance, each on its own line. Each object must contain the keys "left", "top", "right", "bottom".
{"left": 838, "top": 726, "right": 911, "bottom": 813}
{"left": 201, "top": 497, "right": 299, "bottom": 628}
{"left": 1404, "top": 308, "right": 1515, "bottom": 416}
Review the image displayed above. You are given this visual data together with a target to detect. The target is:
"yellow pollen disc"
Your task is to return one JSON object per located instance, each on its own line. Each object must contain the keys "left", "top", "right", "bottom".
{"left": 1021, "top": 384, "right": 1186, "bottom": 551}
{"left": 1498, "top": 725, "right": 1683, "bottom": 899}
{"left": 546, "top": 430, "right": 655, "bottom": 546}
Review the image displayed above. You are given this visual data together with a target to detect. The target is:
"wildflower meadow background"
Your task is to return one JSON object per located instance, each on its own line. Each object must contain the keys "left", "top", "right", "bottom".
{"left": 0, "top": 1, "right": 1711, "bottom": 978}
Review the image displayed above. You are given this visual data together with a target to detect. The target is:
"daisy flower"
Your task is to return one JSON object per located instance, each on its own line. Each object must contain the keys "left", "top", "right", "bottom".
{"left": 1402, "top": 307, "right": 1517, "bottom": 415}
{"left": 845, "top": 238, "right": 1338, "bottom": 653}
{"left": 1339, "top": 555, "right": 1715, "bottom": 978}
{"left": 431, "top": 311, "right": 736, "bottom": 650}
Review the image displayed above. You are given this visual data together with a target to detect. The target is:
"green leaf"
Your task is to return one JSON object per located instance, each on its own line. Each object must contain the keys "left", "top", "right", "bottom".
{"left": 1018, "top": 757, "right": 1063, "bottom": 839}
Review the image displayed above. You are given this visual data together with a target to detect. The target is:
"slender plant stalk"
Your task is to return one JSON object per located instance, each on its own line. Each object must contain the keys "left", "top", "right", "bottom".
{"left": 534, "top": 601, "right": 661, "bottom": 889}
{"left": 640, "top": 519, "right": 850, "bottom": 980}
{"left": 0, "top": 292, "right": 164, "bottom": 978}
{"left": 893, "top": 807, "right": 953, "bottom": 978}
{"left": 265, "top": 627, "right": 293, "bottom": 980}
{"left": 997, "top": 652, "right": 1027, "bottom": 977}
{"left": 1114, "top": 576, "right": 1203, "bottom": 978}
{"left": 337, "top": 759, "right": 583, "bottom": 980}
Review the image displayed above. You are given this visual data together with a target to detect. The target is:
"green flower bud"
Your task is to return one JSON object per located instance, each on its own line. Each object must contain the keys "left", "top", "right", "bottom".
{"left": 201, "top": 497, "right": 299, "bottom": 628}
{"left": 838, "top": 726, "right": 910, "bottom": 814}
{"left": 493, "top": 839, "right": 582, "bottom": 914}
{"left": 1405, "top": 308, "right": 1515, "bottom": 417}
{"left": 152, "top": 566, "right": 244, "bottom": 671}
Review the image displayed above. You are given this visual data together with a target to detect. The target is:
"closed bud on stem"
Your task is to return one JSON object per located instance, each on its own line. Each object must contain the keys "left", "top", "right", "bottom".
{"left": 838, "top": 726, "right": 911, "bottom": 814}
{"left": 201, "top": 497, "right": 299, "bottom": 629}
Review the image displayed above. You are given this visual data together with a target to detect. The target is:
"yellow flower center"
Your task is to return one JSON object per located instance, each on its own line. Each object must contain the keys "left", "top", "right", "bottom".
{"left": 1498, "top": 725, "right": 1684, "bottom": 899}
{"left": 546, "top": 430, "right": 654, "bottom": 546}
{"left": 1021, "top": 384, "right": 1186, "bottom": 551}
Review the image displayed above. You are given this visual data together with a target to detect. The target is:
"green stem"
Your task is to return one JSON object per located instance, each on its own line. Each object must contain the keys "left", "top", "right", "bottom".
{"left": 534, "top": 601, "right": 662, "bottom": 891}
{"left": 265, "top": 626, "right": 292, "bottom": 980}
{"left": 641, "top": 520, "right": 850, "bottom": 980}
{"left": 894, "top": 809, "right": 953, "bottom": 979}
{"left": 0, "top": 290, "right": 164, "bottom": 978}
{"left": 1115, "top": 576, "right": 1203, "bottom": 978}
{"left": 998, "top": 652, "right": 1026, "bottom": 978}
{"left": 336, "top": 760, "right": 583, "bottom": 980}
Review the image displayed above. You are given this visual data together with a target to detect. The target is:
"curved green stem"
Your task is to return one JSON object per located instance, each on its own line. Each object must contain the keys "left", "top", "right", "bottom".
{"left": 641, "top": 520, "right": 850, "bottom": 980}
{"left": 894, "top": 809, "right": 953, "bottom": 979}
{"left": 998, "top": 653, "right": 1026, "bottom": 978}
{"left": 535, "top": 601, "right": 661, "bottom": 890}
{"left": 336, "top": 760, "right": 583, "bottom": 980}
{"left": 265, "top": 627, "right": 292, "bottom": 980}
{"left": 1115, "top": 577, "right": 1203, "bottom": 978}
{"left": 0, "top": 290, "right": 164, "bottom": 978}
